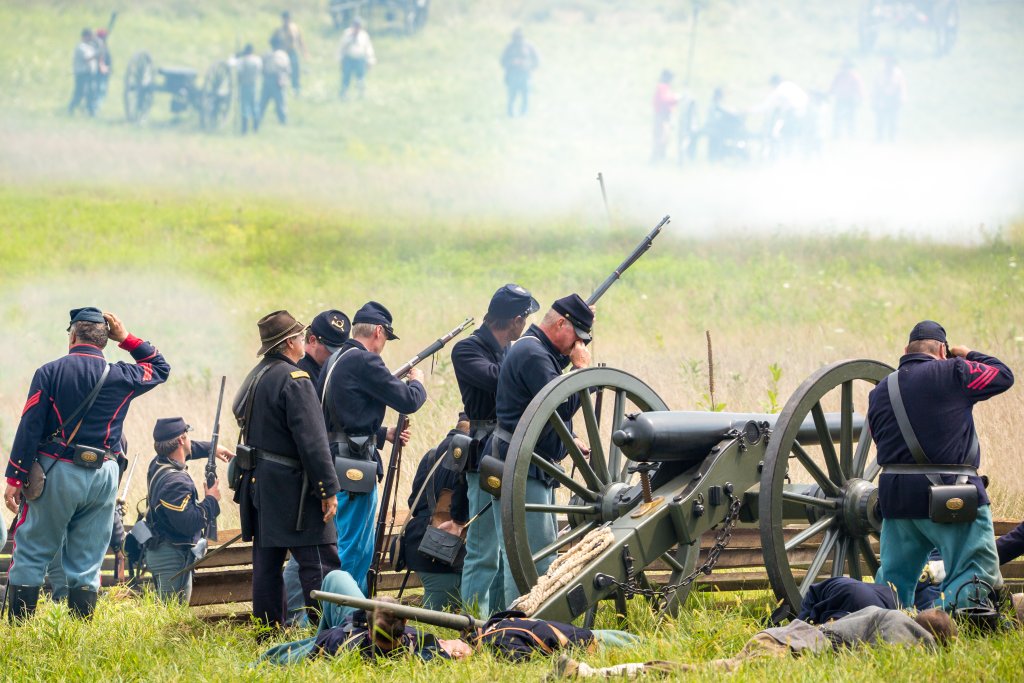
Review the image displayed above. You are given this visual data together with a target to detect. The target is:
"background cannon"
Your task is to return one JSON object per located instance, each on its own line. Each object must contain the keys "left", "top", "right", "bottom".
{"left": 123, "top": 52, "right": 233, "bottom": 130}
{"left": 497, "top": 359, "right": 892, "bottom": 623}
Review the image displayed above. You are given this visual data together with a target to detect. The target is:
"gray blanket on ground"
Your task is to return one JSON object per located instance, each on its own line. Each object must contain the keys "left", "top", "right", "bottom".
{"left": 762, "top": 606, "right": 937, "bottom": 653}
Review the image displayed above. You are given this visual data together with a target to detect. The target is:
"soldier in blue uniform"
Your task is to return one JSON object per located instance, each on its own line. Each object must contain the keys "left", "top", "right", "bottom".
{"left": 4, "top": 308, "right": 169, "bottom": 620}
{"left": 399, "top": 420, "right": 471, "bottom": 610}
{"left": 232, "top": 310, "right": 341, "bottom": 630}
{"left": 319, "top": 301, "right": 425, "bottom": 594}
{"left": 797, "top": 575, "right": 940, "bottom": 624}
{"left": 998, "top": 520, "right": 1024, "bottom": 566}
{"left": 490, "top": 294, "right": 594, "bottom": 608}
{"left": 868, "top": 320, "right": 1013, "bottom": 610}
{"left": 451, "top": 283, "right": 538, "bottom": 614}
{"left": 296, "top": 309, "right": 351, "bottom": 382}
{"left": 144, "top": 417, "right": 232, "bottom": 602}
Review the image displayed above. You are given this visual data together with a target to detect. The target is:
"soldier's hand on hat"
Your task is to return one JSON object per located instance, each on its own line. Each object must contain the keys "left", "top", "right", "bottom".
{"left": 103, "top": 312, "right": 128, "bottom": 342}
{"left": 204, "top": 478, "right": 222, "bottom": 502}
{"left": 387, "top": 426, "right": 411, "bottom": 446}
{"left": 322, "top": 495, "right": 338, "bottom": 523}
{"left": 215, "top": 445, "right": 234, "bottom": 462}
{"left": 4, "top": 484, "right": 21, "bottom": 513}
{"left": 573, "top": 436, "right": 591, "bottom": 458}
{"left": 407, "top": 367, "right": 425, "bottom": 384}
{"left": 949, "top": 345, "right": 971, "bottom": 358}
{"left": 569, "top": 340, "right": 591, "bottom": 370}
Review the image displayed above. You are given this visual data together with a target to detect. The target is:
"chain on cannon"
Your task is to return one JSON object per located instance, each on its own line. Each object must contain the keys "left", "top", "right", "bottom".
{"left": 594, "top": 492, "right": 742, "bottom": 612}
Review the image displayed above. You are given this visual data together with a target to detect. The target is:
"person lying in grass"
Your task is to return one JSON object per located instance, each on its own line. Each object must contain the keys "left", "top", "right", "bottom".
{"left": 258, "top": 570, "right": 637, "bottom": 664}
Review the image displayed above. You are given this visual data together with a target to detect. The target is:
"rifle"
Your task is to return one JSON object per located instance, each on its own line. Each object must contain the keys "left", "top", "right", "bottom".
{"left": 586, "top": 214, "right": 669, "bottom": 306}
{"left": 113, "top": 455, "right": 138, "bottom": 583}
{"left": 367, "top": 317, "right": 474, "bottom": 594}
{"left": 205, "top": 376, "right": 226, "bottom": 541}
{"left": 311, "top": 590, "right": 486, "bottom": 632}
{"left": 392, "top": 317, "right": 475, "bottom": 379}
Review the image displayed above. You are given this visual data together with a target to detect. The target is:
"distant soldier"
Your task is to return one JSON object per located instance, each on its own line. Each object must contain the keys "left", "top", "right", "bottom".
{"left": 651, "top": 69, "right": 680, "bottom": 163}
{"left": 829, "top": 58, "right": 865, "bottom": 140}
{"left": 873, "top": 54, "right": 907, "bottom": 143}
{"left": 500, "top": 28, "right": 539, "bottom": 117}
{"left": 338, "top": 17, "right": 376, "bottom": 100}
{"left": 452, "top": 284, "right": 538, "bottom": 615}
{"left": 259, "top": 40, "right": 291, "bottom": 127}
{"left": 4, "top": 308, "right": 170, "bottom": 621}
{"left": 232, "top": 310, "right": 340, "bottom": 629}
{"left": 490, "top": 295, "right": 593, "bottom": 607}
{"left": 297, "top": 309, "right": 351, "bottom": 383}
{"left": 235, "top": 44, "right": 262, "bottom": 134}
{"left": 143, "top": 417, "right": 232, "bottom": 602}
{"left": 319, "top": 301, "right": 425, "bottom": 594}
{"left": 68, "top": 28, "right": 98, "bottom": 116}
{"left": 271, "top": 10, "right": 307, "bottom": 94}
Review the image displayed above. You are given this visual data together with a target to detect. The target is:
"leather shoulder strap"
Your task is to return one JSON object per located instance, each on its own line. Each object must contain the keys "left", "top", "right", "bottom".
{"left": 239, "top": 362, "right": 278, "bottom": 444}
{"left": 320, "top": 346, "right": 356, "bottom": 429}
{"left": 56, "top": 363, "right": 111, "bottom": 443}
{"left": 887, "top": 371, "right": 967, "bottom": 486}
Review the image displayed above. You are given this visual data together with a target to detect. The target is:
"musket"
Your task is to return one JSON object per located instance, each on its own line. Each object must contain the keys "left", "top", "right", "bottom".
{"left": 116, "top": 455, "right": 138, "bottom": 515}
{"left": 586, "top": 215, "right": 669, "bottom": 306}
{"left": 311, "top": 590, "right": 486, "bottom": 632}
{"left": 205, "top": 376, "right": 226, "bottom": 541}
{"left": 596, "top": 171, "right": 612, "bottom": 228}
{"left": 112, "top": 455, "right": 138, "bottom": 582}
{"left": 392, "top": 317, "right": 475, "bottom": 379}
{"left": 367, "top": 413, "right": 407, "bottom": 596}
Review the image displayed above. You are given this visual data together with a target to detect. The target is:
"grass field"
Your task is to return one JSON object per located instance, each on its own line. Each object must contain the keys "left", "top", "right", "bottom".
{"left": 1, "top": 0, "right": 1024, "bottom": 680}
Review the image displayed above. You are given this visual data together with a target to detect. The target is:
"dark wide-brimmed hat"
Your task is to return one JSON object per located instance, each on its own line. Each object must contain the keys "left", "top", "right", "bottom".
{"left": 257, "top": 309, "right": 305, "bottom": 356}
{"left": 552, "top": 293, "right": 594, "bottom": 342}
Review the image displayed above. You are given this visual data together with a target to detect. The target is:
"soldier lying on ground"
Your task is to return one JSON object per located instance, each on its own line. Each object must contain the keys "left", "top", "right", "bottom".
{"left": 258, "top": 570, "right": 637, "bottom": 664}
{"left": 798, "top": 574, "right": 940, "bottom": 623}
{"left": 555, "top": 606, "right": 957, "bottom": 679}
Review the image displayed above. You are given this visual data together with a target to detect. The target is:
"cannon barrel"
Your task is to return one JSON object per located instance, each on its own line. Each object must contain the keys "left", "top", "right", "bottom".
{"left": 612, "top": 411, "right": 862, "bottom": 463}
{"left": 310, "top": 590, "right": 486, "bottom": 631}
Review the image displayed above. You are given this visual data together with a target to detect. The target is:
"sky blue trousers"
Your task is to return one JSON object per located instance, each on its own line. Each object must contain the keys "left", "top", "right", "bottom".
{"left": 460, "top": 472, "right": 506, "bottom": 615}
{"left": 493, "top": 476, "right": 557, "bottom": 608}
{"left": 335, "top": 487, "right": 378, "bottom": 595}
{"left": 876, "top": 504, "right": 1001, "bottom": 609}
{"left": 9, "top": 459, "right": 117, "bottom": 592}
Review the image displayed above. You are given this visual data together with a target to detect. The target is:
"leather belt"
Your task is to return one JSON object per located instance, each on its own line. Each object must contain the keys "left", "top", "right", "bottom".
{"left": 255, "top": 449, "right": 302, "bottom": 469}
{"left": 493, "top": 426, "right": 513, "bottom": 443}
{"left": 882, "top": 464, "right": 978, "bottom": 477}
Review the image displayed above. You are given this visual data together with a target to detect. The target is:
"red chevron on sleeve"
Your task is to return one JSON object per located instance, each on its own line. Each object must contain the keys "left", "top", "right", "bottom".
{"left": 140, "top": 362, "right": 152, "bottom": 382}
{"left": 967, "top": 366, "right": 999, "bottom": 390}
{"left": 21, "top": 390, "right": 41, "bottom": 416}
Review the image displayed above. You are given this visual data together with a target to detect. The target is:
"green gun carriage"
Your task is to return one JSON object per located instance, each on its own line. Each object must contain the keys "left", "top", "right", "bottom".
{"left": 122, "top": 51, "right": 233, "bottom": 130}
{"left": 494, "top": 359, "right": 892, "bottom": 623}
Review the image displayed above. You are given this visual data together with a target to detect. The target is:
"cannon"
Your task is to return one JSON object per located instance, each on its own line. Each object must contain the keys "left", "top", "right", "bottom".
{"left": 858, "top": 0, "right": 959, "bottom": 56}
{"left": 123, "top": 52, "right": 233, "bottom": 130}
{"left": 495, "top": 359, "right": 892, "bottom": 623}
{"left": 329, "top": 0, "right": 430, "bottom": 34}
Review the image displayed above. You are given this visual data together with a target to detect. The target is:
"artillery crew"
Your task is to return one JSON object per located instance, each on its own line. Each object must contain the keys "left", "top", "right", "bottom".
{"left": 4, "top": 308, "right": 169, "bottom": 621}
{"left": 231, "top": 310, "right": 340, "bottom": 629}
{"left": 868, "top": 321, "right": 1013, "bottom": 611}
{"left": 143, "top": 417, "right": 228, "bottom": 602}
{"left": 490, "top": 294, "right": 593, "bottom": 607}
{"left": 319, "top": 301, "right": 425, "bottom": 594}
{"left": 452, "top": 283, "right": 538, "bottom": 614}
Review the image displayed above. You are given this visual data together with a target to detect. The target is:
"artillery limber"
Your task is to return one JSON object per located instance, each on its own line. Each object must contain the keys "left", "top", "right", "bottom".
{"left": 492, "top": 359, "right": 891, "bottom": 623}
{"left": 123, "top": 52, "right": 233, "bottom": 130}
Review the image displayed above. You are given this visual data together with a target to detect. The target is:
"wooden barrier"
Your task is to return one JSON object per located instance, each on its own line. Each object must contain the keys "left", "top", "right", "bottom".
{"left": 3, "top": 518, "right": 1023, "bottom": 611}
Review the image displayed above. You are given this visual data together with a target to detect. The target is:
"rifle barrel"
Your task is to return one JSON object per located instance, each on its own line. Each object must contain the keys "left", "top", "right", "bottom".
{"left": 393, "top": 317, "right": 474, "bottom": 379}
{"left": 586, "top": 214, "right": 669, "bottom": 306}
{"left": 310, "top": 590, "right": 486, "bottom": 631}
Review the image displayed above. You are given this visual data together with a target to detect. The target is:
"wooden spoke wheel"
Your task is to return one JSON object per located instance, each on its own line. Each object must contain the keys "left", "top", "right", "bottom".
{"left": 123, "top": 52, "right": 154, "bottom": 124}
{"left": 200, "top": 61, "right": 233, "bottom": 131}
{"left": 759, "top": 359, "right": 893, "bottom": 617}
{"left": 501, "top": 368, "right": 676, "bottom": 599}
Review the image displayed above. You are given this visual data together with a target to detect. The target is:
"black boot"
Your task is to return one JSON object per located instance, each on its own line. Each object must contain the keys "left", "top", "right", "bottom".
{"left": 68, "top": 587, "right": 98, "bottom": 619}
{"left": 6, "top": 585, "right": 40, "bottom": 622}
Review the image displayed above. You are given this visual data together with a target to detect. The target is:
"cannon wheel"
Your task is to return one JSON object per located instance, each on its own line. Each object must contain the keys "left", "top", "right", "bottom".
{"left": 759, "top": 359, "right": 893, "bottom": 618}
{"left": 123, "top": 52, "right": 155, "bottom": 124}
{"left": 502, "top": 368, "right": 692, "bottom": 611}
{"left": 200, "top": 61, "right": 233, "bottom": 131}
